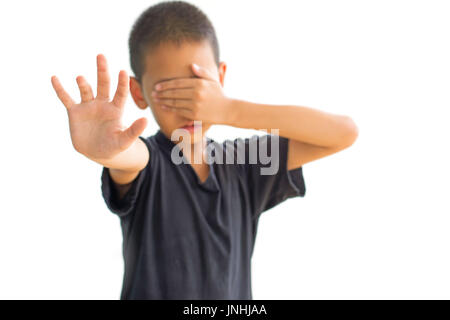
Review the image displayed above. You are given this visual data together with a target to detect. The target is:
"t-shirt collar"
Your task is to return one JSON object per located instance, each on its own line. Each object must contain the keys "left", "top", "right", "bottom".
{"left": 155, "top": 129, "right": 179, "bottom": 153}
{"left": 155, "top": 129, "right": 213, "bottom": 153}
{"left": 154, "top": 129, "right": 219, "bottom": 192}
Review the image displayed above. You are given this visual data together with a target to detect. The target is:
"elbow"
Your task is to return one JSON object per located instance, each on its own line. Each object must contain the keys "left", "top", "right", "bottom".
{"left": 337, "top": 116, "right": 359, "bottom": 149}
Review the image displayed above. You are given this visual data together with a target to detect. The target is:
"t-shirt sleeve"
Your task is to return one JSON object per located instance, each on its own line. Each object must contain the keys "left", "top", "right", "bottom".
{"left": 240, "top": 134, "right": 306, "bottom": 219}
{"left": 100, "top": 136, "right": 151, "bottom": 217}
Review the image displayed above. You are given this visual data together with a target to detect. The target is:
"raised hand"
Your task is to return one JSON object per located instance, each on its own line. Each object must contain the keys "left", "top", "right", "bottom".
{"left": 151, "top": 63, "right": 232, "bottom": 125}
{"left": 51, "top": 54, "right": 147, "bottom": 160}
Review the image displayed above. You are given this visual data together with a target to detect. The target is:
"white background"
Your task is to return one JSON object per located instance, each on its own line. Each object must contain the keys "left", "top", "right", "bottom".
{"left": 1, "top": 0, "right": 449, "bottom": 299}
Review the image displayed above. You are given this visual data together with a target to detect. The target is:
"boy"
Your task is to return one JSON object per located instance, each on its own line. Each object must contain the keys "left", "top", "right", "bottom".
{"left": 51, "top": 1, "right": 358, "bottom": 300}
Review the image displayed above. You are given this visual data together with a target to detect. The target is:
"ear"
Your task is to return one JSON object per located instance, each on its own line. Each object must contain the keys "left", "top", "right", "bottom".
{"left": 129, "top": 76, "right": 148, "bottom": 110}
{"left": 217, "top": 61, "right": 227, "bottom": 87}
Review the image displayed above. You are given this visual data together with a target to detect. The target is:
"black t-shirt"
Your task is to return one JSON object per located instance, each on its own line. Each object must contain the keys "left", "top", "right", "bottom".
{"left": 100, "top": 129, "right": 306, "bottom": 300}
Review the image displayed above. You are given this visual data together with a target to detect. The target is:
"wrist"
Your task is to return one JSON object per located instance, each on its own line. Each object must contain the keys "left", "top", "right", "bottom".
{"left": 221, "top": 98, "right": 240, "bottom": 127}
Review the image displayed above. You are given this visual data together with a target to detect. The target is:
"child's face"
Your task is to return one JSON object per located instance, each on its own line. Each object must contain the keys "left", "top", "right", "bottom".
{"left": 129, "top": 40, "right": 226, "bottom": 144}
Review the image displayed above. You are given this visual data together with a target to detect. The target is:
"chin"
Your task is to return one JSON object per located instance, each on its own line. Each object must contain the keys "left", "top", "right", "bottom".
{"left": 168, "top": 127, "right": 200, "bottom": 144}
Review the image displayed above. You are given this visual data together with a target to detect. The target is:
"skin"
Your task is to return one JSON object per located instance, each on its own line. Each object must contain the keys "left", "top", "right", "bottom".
{"left": 146, "top": 41, "right": 359, "bottom": 172}
{"left": 51, "top": 40, "right": 359, "bottom": 200}
{"left": 129, "top": 40, "right": 225, "bottom": 183}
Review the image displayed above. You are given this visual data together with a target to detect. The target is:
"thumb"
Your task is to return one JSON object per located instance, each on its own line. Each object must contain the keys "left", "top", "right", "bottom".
{"left": 120, "top": 117, "right": 148, "bottom": 148}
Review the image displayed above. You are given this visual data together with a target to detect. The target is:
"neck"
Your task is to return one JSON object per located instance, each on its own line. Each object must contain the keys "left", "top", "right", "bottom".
{"left": 186, "top": 137, "right": 208, "bottom": 165}
{"left": 159, "top": 129, "right": 209, "bottom": 165}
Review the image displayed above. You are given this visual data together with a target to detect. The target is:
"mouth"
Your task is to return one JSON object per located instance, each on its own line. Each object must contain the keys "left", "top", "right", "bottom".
{"left": 181, "top": 121, "right": 194, "bottom": 127}
{"left": 180, "top": 121, "right": 196, "bottom": 132}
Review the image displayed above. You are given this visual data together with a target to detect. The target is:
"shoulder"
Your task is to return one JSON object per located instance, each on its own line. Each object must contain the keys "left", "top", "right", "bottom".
{"left": 140, "top": 132, "right": 159, "bottom": 151}
{"left": 139, "top": 132, "right": 164, "bottom": 157}
{"left": 206, "top": 135, "right": 249, "bottom": 166}
{"left": 217, "top": 133, "right": 289, "bottom": 162}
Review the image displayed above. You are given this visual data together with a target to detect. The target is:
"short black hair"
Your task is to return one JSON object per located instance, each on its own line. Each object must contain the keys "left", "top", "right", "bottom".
{"left": 128, "top": 1, "right": 220, "bottom": 85}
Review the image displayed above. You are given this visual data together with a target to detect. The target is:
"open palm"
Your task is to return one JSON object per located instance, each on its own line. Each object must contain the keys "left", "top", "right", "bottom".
{"left": 51, "top": 54, "right": 147, "bottom": 160}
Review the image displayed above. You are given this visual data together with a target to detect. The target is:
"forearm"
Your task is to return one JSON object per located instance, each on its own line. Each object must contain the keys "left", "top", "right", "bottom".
{"left": 89, "top": 138, "right": 149, "bottom": 173}
{"left": 226, "top": 98, "right": 358, "bottom": 148}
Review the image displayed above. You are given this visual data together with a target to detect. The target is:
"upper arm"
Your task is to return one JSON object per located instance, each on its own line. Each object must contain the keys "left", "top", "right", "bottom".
{"left": 287, "top": 139, "right": 350, "bottom": 170}
{"left": 109, "top": 170, "right": 139, "bottom": 201}
{"left": 237, "top": 134, "right": 306, "bottom": 219}
{"left": 100, "top": 136, "right": 152, "bottom": 217}
{"left": 287, "top": 116, "right": 359, "bottom": 169}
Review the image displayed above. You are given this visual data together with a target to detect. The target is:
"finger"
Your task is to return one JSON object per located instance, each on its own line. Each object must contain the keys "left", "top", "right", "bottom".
{"left": 96, "top": 54, "right": 110, "bottom": 100}
{"left": 154, "top": 78, "right": 199, "bottom": 92}
{"left": 155, "top": 97, "right": 192, "bottom": 109}
{"left": 76, "top": 75, "right": 94, "bottom": 102}
{"left": 158, "top": 102, "right": 193, "bottom": 118}
{"left": 191, "top": 63, "right": 218, "bottom": 82}
{"left": 153, "top": 88, "right": 195, "bottom": 100}
{"left": 167, "top": 105, "right": 193, "bottom": 119}
{"left": 112, "top": 70, "right": 129, "bottom": 107}
{"left": 51, "top": 75, "right": 75, "bottom": 110}
{"left": 119, "top": 117, "right": 148, "bottom": 150}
